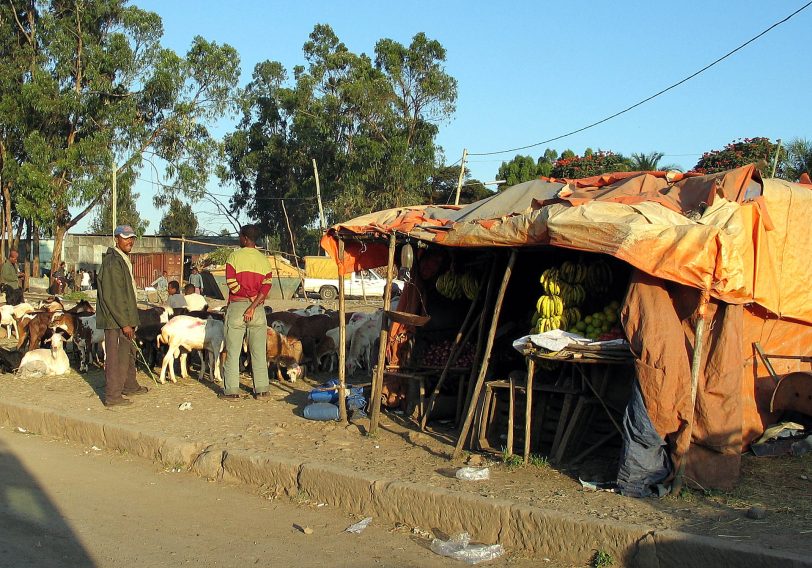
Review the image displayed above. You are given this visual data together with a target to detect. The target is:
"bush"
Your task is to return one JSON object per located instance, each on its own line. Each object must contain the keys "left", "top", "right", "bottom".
{"left": 550, "top": 151, "right": 631, "bottom": 178}
{"left": 693, "top": 137, "right": 778, "bottom": 175}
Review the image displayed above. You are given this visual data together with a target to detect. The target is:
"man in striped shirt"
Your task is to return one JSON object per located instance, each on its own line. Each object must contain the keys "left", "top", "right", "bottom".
{"left": 221, "top": 225, "right": 273, "bottom": 400}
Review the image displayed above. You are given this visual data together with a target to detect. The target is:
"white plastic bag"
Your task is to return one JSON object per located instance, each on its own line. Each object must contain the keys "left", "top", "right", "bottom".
{"left": 455, "top": 467, "right": 490, "bottom": 481}
{"left": 345, "top": 517, "right": 372, "bottom": 533}
{"left": 430, "top": 532, "right": 504, "bottom": 564}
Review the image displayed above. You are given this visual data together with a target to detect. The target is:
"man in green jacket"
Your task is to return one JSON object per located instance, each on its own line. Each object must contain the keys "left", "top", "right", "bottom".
{"left": 96, "top": 225, "right": 148, "bottom": 407}
{"left": 1, "top": 250, "right": 25, "bottom": 305}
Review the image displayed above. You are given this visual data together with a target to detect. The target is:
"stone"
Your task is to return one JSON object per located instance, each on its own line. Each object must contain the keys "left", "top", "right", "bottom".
{"left": 746, "top": 506, "right": 767, "bottom": 520}
{"left": 466, "top": 454, "right": 485, "bottom": 467}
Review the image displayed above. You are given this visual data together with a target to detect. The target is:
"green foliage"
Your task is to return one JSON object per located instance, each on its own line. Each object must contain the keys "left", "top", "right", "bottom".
{"left": 500, "top": 447, "right": 523, "bottom": 468}
{"left": 592, "top": 550, "right": 614, "bottom": 568}
{"left": 201, "top": 246, "right": 234, "bottom": 267}
{"left": 629, "top": 152, "right": 665, "bottom": 171}
{"left": 693, "top": 137, "right": 778, "bottom": 175}
{"left": 429, "top": 164, "right": 492, "bottom": 204}
{"left": 780, "top": 138, "right": 812, "bottom": 182}
{"left": 0, "top": 0, "right": 240, "bottom": 266}
{"left": 528, "top": 454, "right": 549, "bottom": 468}
{"left": 220, "top": 24, "right": 457, "bottom": 255}
{"left": 497, "top": 155, "right": 543, "bottom": 187}
{"left": 550, "top": 150, "right": 631, "bottom": 178}
{"left": 158, "top": 198, "right": 199, "bottom": 236}
{"left": 89, "top": 183, "right": 149, "bottom": 236}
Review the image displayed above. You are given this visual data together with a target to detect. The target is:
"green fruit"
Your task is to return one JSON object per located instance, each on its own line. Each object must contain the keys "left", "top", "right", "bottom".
{"left": 576, "top": 320, "right": 586, "bottom": 331}
{"left": 584, "top": 316, "right": 593, "bottom": 325}
{"left": 605, "top": 312, "right": 617, "bottom": 324}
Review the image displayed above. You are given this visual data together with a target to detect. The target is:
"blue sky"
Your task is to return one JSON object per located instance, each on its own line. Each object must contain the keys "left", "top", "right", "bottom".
{"left": 76, "top": 0, "right": 812, "bottom": 234}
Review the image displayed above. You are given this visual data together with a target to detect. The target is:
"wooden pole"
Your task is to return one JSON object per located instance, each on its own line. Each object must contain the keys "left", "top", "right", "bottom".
{"left": 453, "top": 249, "right": 518, "bottom": 459}
{"left": 271, "top": 252, "right": 285, "bottom": 300}
{"left": 672, "top": 289, "right": 710, "bottom": 495}
{"left": 281, "top": 199, "right": 306, "bottom": 296}
{"left": 180, "top": 236, "right": 186, "bottom": 285}
{"left": 523, "top": 357, "right": 536, "bottom": 463}
{"left": 421, "top": 261, "right": 491, "bottom": 431}
{"left": 506, "top": 374, "right": 516, "bottom": 456}
{"left": 111, "top": 160, "right": 117, "bottom": 234}
{"left": 770, "top": 138, "right": 782, "bottom": 178}
{"left": 337, "top": 238, "right": 348, "bottom": 423}
{"left": 454, "top": 148, "right": 468, "bottom": 206}
{"left": 313, "top": 159, "right": 326, "bottom": 236}
{"left": 369, "top": 233, "right": 397, "bottom": 435}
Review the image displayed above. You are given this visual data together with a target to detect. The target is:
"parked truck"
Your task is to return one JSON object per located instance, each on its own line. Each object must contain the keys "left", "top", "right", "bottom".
{"left": 301, "top": 256, "right": 402, "bottom": 300}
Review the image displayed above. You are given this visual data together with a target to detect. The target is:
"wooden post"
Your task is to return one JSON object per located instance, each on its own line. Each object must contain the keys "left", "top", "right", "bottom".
{"left": 313, "top": 159, "right": 326, "bottom": 237}
{"left": 672, "top": 289, "right": 711, "bottom": 495}
{"left": 454, "top": 148, "right": 468, "bottom": 206}
{"left": 523, "top": 357, "right": 536, "bottom": 463}
{"left": 453, "top": 249, "right": 518, "bottom": 459}
{"left": 369, "top": 233, "right": 397, "bottom": 435}
{"left": 337, "top": 238, "right": 348, "bottom": 423}
{"left": 421, "top": 260, "right": 491, "bottom": 431}
{"left": 180, "top": 236, "right": 186, "bottom": 285}
{"left": 506, "top": 374, "right": 515, "bottom": 456}
{"left": 111, "top": 160, "right": 117, "bottom": 233}
{"left": 270, "top": 252, "right": 285, "bottom": 300}
{"left": 281, "top": 200, "right": 306, "bottom": 296}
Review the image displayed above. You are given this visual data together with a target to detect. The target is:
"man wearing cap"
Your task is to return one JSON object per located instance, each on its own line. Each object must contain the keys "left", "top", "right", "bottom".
{"left": 221, "top": 224, "right": 273, "bottom": 400}
{"left": 1, "top": 250, "right": 25, "bottom": 305}
{"left": 96, "top": 225, "right": 148, "bottom": 407}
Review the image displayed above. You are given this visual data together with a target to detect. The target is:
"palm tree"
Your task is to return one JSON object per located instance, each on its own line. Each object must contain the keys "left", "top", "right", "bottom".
{"left": 781, "top": 138, "right": 812, "bottom": 182}
{"left": 630, "top": 152, "right": 664, "bottom": 171}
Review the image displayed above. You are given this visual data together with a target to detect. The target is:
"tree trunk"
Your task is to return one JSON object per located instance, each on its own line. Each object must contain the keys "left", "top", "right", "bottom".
{"left": 1, "top": 182, "right": 9, "bottom": 258}
{"left": 26, "top": 218, "right": 32, "bottom": 262}
{"left": 33, "top": 221, "right": 40, "bottom": 277}
{"left": 51, "top": 224, "right": 67, "bottom": 273}
{"left": 12, "top": 217, "right": 24, "bottom": 252}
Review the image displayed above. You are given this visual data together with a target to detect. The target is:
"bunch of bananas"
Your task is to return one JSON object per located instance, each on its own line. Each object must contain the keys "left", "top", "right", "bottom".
{"left": 559, "top": 283, "right": 586, "bottom": 306}
{"left": 539, "top": 268, "right": 561, "bottom": 295}
{"left": 436, "top": 271, "right": 480, "bottom": 301}
{"left": 559, "top": 261, "right": 586, "bottom": 284}
{"left": 586, "top": 260, "right": 613, "bottom": 294}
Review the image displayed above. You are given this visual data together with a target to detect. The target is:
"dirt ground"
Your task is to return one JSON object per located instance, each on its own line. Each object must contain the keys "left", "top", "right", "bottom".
{"left": 1, "top": 295, "right": 811, "bottom": 558}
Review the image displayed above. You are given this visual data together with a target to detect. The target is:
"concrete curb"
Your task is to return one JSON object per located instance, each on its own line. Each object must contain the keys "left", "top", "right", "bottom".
{"left": 1, "top": 400, "right": 809, "bottom": 568}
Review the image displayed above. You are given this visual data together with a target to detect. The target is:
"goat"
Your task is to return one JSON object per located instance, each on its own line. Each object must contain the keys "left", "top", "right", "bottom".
{"left": 157, "top": 315, "right": 224, "bottom": 384}
{"left": 17, "top": 332, "right": 70, "bottom": 378}
{"left": 1, "top": 305, "right": 19, "bottom": 340}
{"left": 266, "top": 327, "right": 304, "bottom": 382}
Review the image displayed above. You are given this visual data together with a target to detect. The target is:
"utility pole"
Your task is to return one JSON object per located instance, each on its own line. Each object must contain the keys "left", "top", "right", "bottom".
{"left": 454, "top": 148, "right": 468, "bottom": 206}
{"left": 313, "top": 159, "right": 327, "bottom": 256}
{"left": 111, "top": 160, "right": 117, "bottom": 234}
{"left": 770, "top": 138, "right": 782, "bottom": 178}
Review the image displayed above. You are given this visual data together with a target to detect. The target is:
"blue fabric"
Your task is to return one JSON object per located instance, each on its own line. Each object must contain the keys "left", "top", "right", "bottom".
{"left": 617, "top": 379, "right": 672, "bottom": 497}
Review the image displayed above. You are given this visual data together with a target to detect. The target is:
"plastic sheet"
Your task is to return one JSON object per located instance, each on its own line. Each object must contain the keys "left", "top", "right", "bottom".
{"left": 454, "top": 467, "right": 490, "bottom": 481}
{"left": 429, "top": 532, "right": 504, "bottom": 564}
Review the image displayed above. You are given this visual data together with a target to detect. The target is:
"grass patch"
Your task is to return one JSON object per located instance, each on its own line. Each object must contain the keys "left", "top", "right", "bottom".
{"left": 62, "top": 291, "right": 90, "bottom": 302}
{"left": 591, "top": 550, "right": 614, "bottom": 567}
{"left": 500, "top": 446, "right": 523, "bottom": 468}
{"left": 528, "top": 454, "right": 549, "bottom": 468}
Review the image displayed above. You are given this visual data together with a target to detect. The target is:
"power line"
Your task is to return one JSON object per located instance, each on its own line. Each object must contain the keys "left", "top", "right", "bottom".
{"left": 468, "top": 1, "right": 812, "bottom": 157}
{"left": 135, "top": 177, "right": 317, "bottom": 201}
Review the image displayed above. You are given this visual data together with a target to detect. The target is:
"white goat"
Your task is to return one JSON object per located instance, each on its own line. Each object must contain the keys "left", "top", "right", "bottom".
{"left": 157, "top": 316, "right": 224, "bottom": 384}
{"left": 0, "top": 305, "right": 18, "bottom": 340}
{"left": 17, "top": 333, "right": 70, "bottom": 378}
{"left": 290, "top": 304, "right": 327, "bottom": 317}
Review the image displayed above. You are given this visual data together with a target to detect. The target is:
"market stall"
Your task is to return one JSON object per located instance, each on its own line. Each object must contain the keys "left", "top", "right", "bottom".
{"left": 320, "top": 164, "right": 812, "bottom": 495}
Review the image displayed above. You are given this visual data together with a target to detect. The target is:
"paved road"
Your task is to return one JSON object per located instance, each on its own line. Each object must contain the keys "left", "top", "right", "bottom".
{"left": 0, "top": 426, "right": 545, "bottom": 568}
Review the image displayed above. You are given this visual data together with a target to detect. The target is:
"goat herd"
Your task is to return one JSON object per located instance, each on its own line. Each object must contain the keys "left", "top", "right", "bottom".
{"left": 0, "top": 296, "right": 388, "bottom": 389}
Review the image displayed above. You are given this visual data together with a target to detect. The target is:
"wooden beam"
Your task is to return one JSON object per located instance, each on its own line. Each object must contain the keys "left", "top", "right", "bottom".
{"left": 337, "top": 238, "right": 348, "bottom": 423}
{"left": 522, "top": 358, "right": 536, "bottom": 463}
{"left": 452, "top": 249, "right": 518, "bottom": 459}
{"left": 369, "top": 233, "right": 396, "bottom": 435}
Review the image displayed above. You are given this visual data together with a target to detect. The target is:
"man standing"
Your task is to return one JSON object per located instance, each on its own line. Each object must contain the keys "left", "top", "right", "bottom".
{"left": 222, "top": 225, "right": 272, "bottom": 400}
{"left": 151, "top": 270, "right": 169, "bottom": 303}
{"left": 96, "top": 225, "right": 148, "bottom": 407}
{"left": 1, "top": 250, "right": 25, "bottom": 305}
{"left": 189, "top": 266, "right": 204, "bottom": 294}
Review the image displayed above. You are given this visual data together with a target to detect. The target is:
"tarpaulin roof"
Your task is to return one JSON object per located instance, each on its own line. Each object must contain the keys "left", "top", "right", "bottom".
{"left": 322, "top": 165, "right": 812, "bottom": 325}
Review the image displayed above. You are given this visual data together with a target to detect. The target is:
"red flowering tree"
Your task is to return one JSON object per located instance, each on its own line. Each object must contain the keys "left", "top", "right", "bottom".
{"left": 549, "top": 150, "right": 631, "bottom": 178}
{"left": 693, "top": 137, "right": 778, "bottom": 175}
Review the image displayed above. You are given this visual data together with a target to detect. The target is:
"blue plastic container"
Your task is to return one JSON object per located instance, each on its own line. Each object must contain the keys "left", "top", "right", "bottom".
{"left": 303, "top": 402, "right": 340, "bottom": 421}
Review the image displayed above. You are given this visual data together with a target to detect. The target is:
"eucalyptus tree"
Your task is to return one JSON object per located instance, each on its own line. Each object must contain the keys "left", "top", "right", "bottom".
{"left": 2, "top": 0, "right": 240, "bottom": 266}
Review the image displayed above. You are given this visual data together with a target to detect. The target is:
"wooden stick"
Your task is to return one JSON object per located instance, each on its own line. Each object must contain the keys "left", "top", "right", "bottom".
{"left": 420, "top": 265, "right": 489, "bottom": 431}
{"left": 270, "top": 253, "right": 285, "bottom": 300}
{"left": 506, "top": 374, "right": 515, "bottom": 456}
{"left": 337, "top": 238, "right": 348, "bottom": 424}
{"left": 281, "top": 200, "right": 306, "bottom": 296}
{"left": 672, "top": 290, "right": 710, "bottom": 494}
{"left": 522, "top": 357, "right": 536, "bottom": 463}
{"left": 369, "top": 233, "right": 396, "bottom": 435}
{"left": 453, "top": 249, "right": 518, "bottom": 459}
